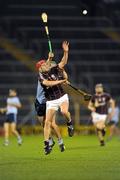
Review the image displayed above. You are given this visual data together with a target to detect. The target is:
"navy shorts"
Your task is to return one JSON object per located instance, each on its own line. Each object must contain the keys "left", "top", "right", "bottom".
{"left": 5, "top": 113, "right": 17, "bottom": 123}
{"left": 109, "top": 120, "right": 119, "bottom": 126}
{"left": 34, "top": 99, "right": 46, "bottom": 117}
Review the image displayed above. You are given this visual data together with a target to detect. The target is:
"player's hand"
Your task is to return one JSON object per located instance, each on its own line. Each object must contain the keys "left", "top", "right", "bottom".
{"left": 63, "top": 79, "right": 70, "bottom": 85}
{"left": 48, "top": 52, "right": 54, "bottom": 59}
{"left": 91, "top": 107, "right": 96, "bottom": 112}
{"left": 0, "top": 108, "right": 5, "bottom": 114}
{"left": 60, "top": 79, "right": 67, "bottom": 84}
{"left": 62, "top": 41, "right": 69, "bottom": 52}
{"left": 66, "top": 80, "right": 70, "bottom": 84}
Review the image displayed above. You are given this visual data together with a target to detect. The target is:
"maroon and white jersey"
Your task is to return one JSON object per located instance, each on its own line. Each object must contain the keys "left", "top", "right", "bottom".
{"left": 39, "top": 65, "right": 65, "bottom": 100}
{"left": 91, "top": 93, "right": 111, "bottom": 115}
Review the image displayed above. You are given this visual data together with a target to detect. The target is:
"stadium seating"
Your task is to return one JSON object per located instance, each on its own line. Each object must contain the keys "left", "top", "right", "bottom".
{"left": 0, "top": 0, "right": 120, "bottom": 124}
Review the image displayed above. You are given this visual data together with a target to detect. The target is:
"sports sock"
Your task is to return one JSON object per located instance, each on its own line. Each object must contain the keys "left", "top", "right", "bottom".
{"left": 58, "top": 138, "right": 63, "bottom": 145}
{"left": 49, "top": 137, "right": 54, "bottom": 146}
{"left": 44, "top": 140, "right": 49, "bottom": 147}
{"left": 100, "top": 140, "right": 104, "bottom": 143}
{"left": 96, "top": 128, "right": 104, "bottom": 141}
{"left": 4, "top": 139, "right": 9, "bottom": 145}
{"left": 101, "top": 128, "right": 106, "bottom": 136}
{"left": 17, "top": 135, "right": 22, "bottom": 141}
{"left": 67, "top": 120, "right": 72, "bottom": 126}
{"left": 5, "top": 139, "right": 9, "bottom": 143}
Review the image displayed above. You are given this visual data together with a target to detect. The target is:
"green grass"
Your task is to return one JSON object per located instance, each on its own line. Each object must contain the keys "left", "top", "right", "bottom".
{"left": 0, "top": 135, "right": 120, "bottom": 180}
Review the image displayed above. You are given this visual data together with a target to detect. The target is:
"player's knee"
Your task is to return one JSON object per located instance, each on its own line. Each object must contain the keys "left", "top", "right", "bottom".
{"left": 96, "top": 123, "right": 105, "bottom": 130}
{"left": 51, "top": 121, "right": 56, "bottom": 128}
{"left": 61, "top": 109, "right": 68, "bottom": 116}
{"left": 11, "top": 130, "right": 16, "bottom": 134}
{"left": 51, "top": 122, "right": 58, "bottom": 130}
{"left": 5, "top": 131, "right": 9, "bottom": 136}
{"left": 96, "top": 123, "right": 101, "bottom": 130}
{"left": 45, "top": 120, "right": 51, "bottom": 128}
{"left": 101, "top": 123, "right": 105, "bottom": 129}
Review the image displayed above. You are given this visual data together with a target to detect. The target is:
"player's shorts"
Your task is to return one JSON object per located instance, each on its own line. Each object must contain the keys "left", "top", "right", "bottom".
{"left": 91, "top": 112, "right": 107, "bottom": 124}
{"left": 5, "top": 113, "right": 17, "bottom": 123}
{"left": 34, "top": 99, "right": 46, "bottom": 116}
{"left": 46, "top": 94, "right": 69, "bottom": 111}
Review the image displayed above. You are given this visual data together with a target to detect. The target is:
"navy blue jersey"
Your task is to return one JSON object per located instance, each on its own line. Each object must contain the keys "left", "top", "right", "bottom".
{"left": 36, "top": 81, "right": 46, "bottom": 104}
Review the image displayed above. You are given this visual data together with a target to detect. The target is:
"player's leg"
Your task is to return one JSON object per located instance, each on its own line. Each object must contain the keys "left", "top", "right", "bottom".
{"left": 95, "top": 121, "right": 106, "bottom": 146}
{"left": 92, "top": 113, "right": 106, "bottom": 146}
{"left": 35, "top": 101, "right": 56, "bottom": 149}
{"left": 11, "top": 122, "right": 22, "bottom": 145}
{"left": 42, "top": 114, "right": 56, "bottom": 148}
{"left": 42, "top": 116, "right": 56, "bottom": 149}
{"left": 60, "top": 95, "right": 74, "bottom": 137}
{"left": 114, "top": 124, "right": 120, "bottom": 139}
{"left": 4, "top": 122, "right": 10, "bottom": 146}
{"left": 37, "top": 113, "right": 55, "bottom": 149}
{"left": 116, "top": 127, "right": 120, "bottom": 135}
{"left": 51, "top": 115, "right": 65, "bottom": 152}
{"left": 106, "top": 121, "right": 115, "bottom": 141}
{"left": 41, "top": 110, "right": 64, "bottom": 151}
{"left": 51, "top": 114, "right": 61, "bottom": 139}
{"left": 109, "top": 123, "right": 116, "bottom": 140}
{"left": 44, "top": 109, "right": 56, "bottom": 154}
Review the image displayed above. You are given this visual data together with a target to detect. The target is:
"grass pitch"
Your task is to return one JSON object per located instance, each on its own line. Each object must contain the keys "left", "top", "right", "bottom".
{"left": 0, "top": 135, "right": 120, "bottom": 180}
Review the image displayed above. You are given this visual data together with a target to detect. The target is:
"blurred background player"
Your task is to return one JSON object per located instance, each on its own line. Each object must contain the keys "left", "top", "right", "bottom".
{"left": 88, "top": 84, "right": 115, "bottom": 146}
{"left": 35, "top": 52, "right": 65, "bottom": 152}
{"left": 107, "top": 100, "right": 120, "bottom": 141}
{"left": 0, "top": 89, "right": 22, "bottom": 146}
{"left": 37, "top": 41, "right": 74, "bottom": 154}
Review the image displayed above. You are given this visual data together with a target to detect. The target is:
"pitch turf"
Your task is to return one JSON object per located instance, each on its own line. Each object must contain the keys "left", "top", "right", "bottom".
{"left": 0, "top": 135, "right": 120, "bottom": 180}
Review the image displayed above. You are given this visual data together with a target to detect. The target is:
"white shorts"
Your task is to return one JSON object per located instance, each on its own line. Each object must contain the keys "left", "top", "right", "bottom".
{"left": 46, "top": 94, "right": 69, "bottom": 111}
{"left": 92, "top": 112, "right": 107, "bottom": 124}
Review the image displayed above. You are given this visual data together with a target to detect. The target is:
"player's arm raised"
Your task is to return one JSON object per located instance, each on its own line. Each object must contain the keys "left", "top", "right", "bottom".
{"left": 58, "top": 41, "right": 69, "bottom": 69}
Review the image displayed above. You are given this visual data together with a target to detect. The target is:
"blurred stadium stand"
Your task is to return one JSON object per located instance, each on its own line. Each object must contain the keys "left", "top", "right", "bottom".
{"left": 0, "top": 0, "right": 120, "bottom": 125}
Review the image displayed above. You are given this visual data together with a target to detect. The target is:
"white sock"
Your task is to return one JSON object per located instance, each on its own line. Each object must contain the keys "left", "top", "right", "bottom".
{"left": 5, "top": 139, "right": 9, "bottom": 143}
{"left": 49, "top": 138, "right": 53, "bottom": 146}
{"left": 58, "top": 138, "right": 63, "bottom": 145}
{"left": 17, "top": 135, "right": 22, "bottom": 141}
{"left": 4, "top": 139, "right": 9, "bottom": 145}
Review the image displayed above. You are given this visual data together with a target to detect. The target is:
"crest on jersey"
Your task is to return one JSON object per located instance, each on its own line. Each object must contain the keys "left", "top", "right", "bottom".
{"left": 102, "top": 97, "right": 105, "bottom": 102}
{"left": 51, "top": 74, "right": 57, "bottom": 80}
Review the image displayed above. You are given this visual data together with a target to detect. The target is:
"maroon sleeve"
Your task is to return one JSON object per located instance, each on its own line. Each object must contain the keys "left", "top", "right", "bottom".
{"left": 91, "top": 95, "right": 95, "bottom": 103}
{"left": 106, "top": 93, "right": 111, "bottom": 102}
